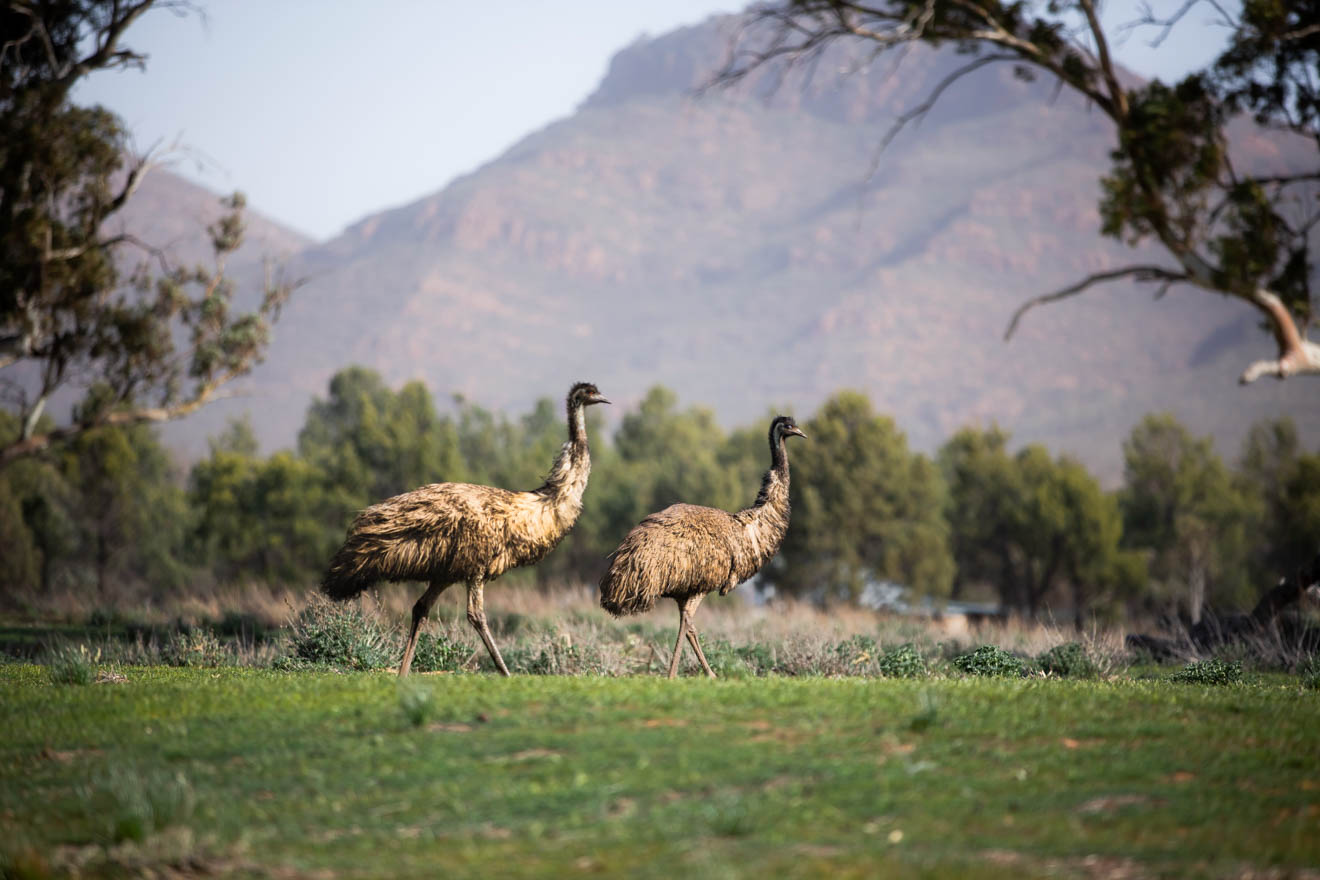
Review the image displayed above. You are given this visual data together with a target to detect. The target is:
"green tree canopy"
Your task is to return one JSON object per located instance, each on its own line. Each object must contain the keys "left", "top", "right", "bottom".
{"left": 779, "top": 391, "right": 953, "bottom": 600}
{"left": 1, "top": 1, "right": 295, "bottom": 467}
{"left": 1121, "top": 413, "right": 1254, "bottom": 621}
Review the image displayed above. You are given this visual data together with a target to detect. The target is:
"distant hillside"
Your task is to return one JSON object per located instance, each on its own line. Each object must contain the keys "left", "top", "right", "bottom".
{"left": 161, "top": 15, "right": 1318, "bottom": 483}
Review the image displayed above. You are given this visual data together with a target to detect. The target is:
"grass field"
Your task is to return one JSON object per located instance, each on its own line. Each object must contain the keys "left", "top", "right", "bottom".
{"left": 3, "top": 665, "right": 1318, "bottom": 879}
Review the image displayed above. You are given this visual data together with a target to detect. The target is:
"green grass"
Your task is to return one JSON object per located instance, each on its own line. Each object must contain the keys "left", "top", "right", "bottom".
{"left": 2, "top": 666, "right": 1317, "bottom": 879}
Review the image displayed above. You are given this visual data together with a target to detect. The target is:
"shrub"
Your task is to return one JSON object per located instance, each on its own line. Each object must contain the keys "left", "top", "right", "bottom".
{"left": 398, "top": 681, "right": 434, "bottom": 727}
{"left": 410, "top": 632, "right": 467, "bottom": 673}
{"left": 1169, "top": 659, "right": 1242, "bottom": 685}
{"left": 284, "top": 595, "right": 394, "bottom": 670}
{"left": 1036, "top": 642, "right": 1098, "bottom": 679}
{"left": 47, "top": 644, "right": 97, "bottom": 685}
{"left": 834, "top": 634, "right": 879, "bottom": 672}
{"left": 511, "top": 635, "right": 605, "bottom": 675}
{"left": 878, "top": 643, "right": 927, "bottom": 678}
{"left": 79, "top": 767, "right": 194, "bottom": 844}
{"left": 953, "top": 645, "right": 1024, "bottom": 677}
{"left": 162, "top": 628, "right": 230, "bottom": 668}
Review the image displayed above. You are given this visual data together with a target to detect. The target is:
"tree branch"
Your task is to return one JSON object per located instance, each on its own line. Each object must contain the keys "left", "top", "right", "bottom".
{"left": 0, "top": 368, "right": 241, "bottom": 466}
{"left": 1004, "top": 265, "right": 1189, "bottom": 340}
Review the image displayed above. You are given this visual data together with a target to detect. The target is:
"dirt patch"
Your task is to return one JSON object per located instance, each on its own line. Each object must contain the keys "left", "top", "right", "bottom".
{"left": 426, "top": 722, "right": 473, "bottom": 733}
{"left": 1075, "top": 794, "right": 1162, "bottom": 815}
{"left": 485, "top": 749, "right": 562, "bottom": 763}
{"left": 39, "top": 746, "right": 101, "bottom": 763}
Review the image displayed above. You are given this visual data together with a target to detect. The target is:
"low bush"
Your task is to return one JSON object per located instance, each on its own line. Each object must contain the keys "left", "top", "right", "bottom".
{"left": 1169, "top": 658, "right": 1242, "bottom": 685}
{"left": 78, "top": 766, "right": 194, "bottom": 844}
{"left": 162, "top": 628, "right": 230, "bottom": 668}
{"left": 1036, "top": 642, "right": 1098, "bottom": 678}
{"left": 878, "top": 643, "right": 927, "bottom": 678}
{"left": 46, "top": 643, "right": 98, "bottom": 685}
{"left": 283, "top": 595, "right": 394, "bottom": 670}
{"left": 410, "top": 631, "right": 468, "bottom": 673}
{"left": 953, "top": 645, "right": 1024, "bottom": 677}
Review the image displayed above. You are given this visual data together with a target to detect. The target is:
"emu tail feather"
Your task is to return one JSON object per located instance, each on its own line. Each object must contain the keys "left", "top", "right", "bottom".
{"left": 599, "top": 553, "right": 661, "bottom": 617}
{"left": 320, "top": 542, "right": 379, "bottom": 601}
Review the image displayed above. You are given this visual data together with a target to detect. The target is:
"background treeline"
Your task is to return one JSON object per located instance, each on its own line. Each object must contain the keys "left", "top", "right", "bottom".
{"left": 2, "top": 366, "right": 1317, "bottom": 624}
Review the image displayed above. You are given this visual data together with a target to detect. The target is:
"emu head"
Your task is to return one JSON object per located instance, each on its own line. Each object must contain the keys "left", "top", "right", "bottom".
{"left": 771, "top": 415, "right": 807, "bottom": 443}
{"left": 568, "top": 382, "right": 610, "bottom": 409}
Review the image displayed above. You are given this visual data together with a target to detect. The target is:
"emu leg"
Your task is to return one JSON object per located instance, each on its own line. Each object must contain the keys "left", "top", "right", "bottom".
{"left": 666, "top": 604, "right": 690, "bottom": 680}
{"left": 681, "top": 594, "right": 716, "bottom": 678}
{"left": 399, "top": 579, "right": 452, "bottom": 678}
{"left": 466, "top": 579, "right": 511, "bottom": 677}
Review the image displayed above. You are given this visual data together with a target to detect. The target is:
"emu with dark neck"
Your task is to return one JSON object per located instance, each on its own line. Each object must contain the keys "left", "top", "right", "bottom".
{"left": 599, "top": 415, "right": 806, "bottom": 678}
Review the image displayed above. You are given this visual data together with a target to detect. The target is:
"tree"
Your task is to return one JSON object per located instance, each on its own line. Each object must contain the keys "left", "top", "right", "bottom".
{"left": 1012, "top": 445, "right": 1135, "bottom": 625}
{"left": 298, "top": 367, "right": 465, "bottom": 503}
{"left": 1121, "top": 414, "right": 1253, "bottom": 622}
{"left": 940, "top": 426, "right": 1137, "bottom": 623}
{"left": 1, "top": 1, "right": 296, "bottom": 467}
{"left": 189, "top": 417, "right": 356, "bottom": 584}
{"left": 937, "top": 425, "right": 1020, "bottom": 601}
{"left": 1237, "top": 416, "right": 1320, "bottom": 579}
{"left": 714, "top": 0, "right": 1320, "bottom": 384}
{"left": 779, "top": 391, "right": 953, "bottom": 600}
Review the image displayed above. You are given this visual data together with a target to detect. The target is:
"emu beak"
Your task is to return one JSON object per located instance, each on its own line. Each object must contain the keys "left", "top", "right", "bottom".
{"left": 591, "top": 395, "right": 610, "bottom": 405}
{"left": 788, "top": 426, "right": 807, "bottom": 439}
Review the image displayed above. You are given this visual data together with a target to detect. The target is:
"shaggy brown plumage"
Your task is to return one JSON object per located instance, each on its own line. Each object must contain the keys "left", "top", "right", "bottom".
{"left": 599, "top": 415, "right": 806, "bottom": 678}
{"left": 322, "top": 381, "right": 609, "bottom": 676}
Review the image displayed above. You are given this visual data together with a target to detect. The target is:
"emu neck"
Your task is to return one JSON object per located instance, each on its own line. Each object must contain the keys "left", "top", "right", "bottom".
{"left": 739, "top": 436, "right": 791, "bottom": 566}
{"left": 535, "top": 402, "right": 591, "bottom": 505}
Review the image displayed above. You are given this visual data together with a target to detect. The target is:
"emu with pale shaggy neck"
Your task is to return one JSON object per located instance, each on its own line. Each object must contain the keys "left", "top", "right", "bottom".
{"left": 321, "top": 381, "right": 609, "bottom": 676}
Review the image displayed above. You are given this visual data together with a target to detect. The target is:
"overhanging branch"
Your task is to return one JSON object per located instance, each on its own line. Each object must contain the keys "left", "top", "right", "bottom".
{"left": 1004, "top": 265, "right": 1189, "bottom": 340}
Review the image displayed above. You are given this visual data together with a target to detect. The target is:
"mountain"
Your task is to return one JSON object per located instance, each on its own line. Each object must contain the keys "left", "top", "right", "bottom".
{"left": 162, "top": 16, "right": 1318, "bottom": 484}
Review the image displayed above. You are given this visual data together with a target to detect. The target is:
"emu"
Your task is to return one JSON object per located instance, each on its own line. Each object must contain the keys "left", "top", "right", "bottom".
{"left": 599, "top": 415, "right": 806, "bottom": 678}
{"left": 321, "top": 382, "right": 609, "bottom": 677}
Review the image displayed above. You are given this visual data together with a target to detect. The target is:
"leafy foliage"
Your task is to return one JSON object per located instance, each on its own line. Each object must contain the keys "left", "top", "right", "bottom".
{"left": 953, "top": 645, "right": 1025, "bottom": 677}
{"left": 0, "top": 1, "right": 296, "bottom": 468}
{"left": 1169, "top": 658, "right": 1243, "bottom": 685}
{"left": 409, "top": 632, "right": 467, "bottom": 673}
{"left": 878, "top": 642, "right": 928, "bottom": 678}
{"left": 780, "top": 391, "right": 953, "bottom": 600}
{"left": 284, "top": 595, "right": 393, "bottom": 671}
{"left": 1036, "top": 642, "right": 1098, "bottom": 678}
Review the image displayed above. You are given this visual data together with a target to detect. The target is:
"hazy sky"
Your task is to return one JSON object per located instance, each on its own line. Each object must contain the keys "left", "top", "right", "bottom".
{"left": 74, "top": 1, "right": 1233, "bottom": 241}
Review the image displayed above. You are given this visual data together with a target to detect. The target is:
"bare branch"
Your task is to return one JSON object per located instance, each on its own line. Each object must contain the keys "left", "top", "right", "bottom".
{"left": 1004, "top": 265, "right": 1189, "bottom": 340}
{"left": 0, "top": 368, "right": 241, "bottom": 466}
{"left": 866, "top": 52, "right": 1015, "bottom": 177}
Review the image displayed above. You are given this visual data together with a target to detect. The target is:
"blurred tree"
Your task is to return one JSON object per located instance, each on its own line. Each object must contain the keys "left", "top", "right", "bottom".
{"left": 779, "top": 391, "right": 952, "bottom": 601}
{"left": 298, "top": 367, "right": 465, "bottom": 503}
{"left": 56, "top": 395, "right": 190, "bottom": 596}
{"left": 0, "top": 1, "right": 296, "bottom": 467}
{"left": 190, "top": 417, "right": 353, "bottom": 584}
{"left": 1236, "top": 417, "right": 1302, "bottom": 581}
{"left": 1121, "top": 414, "right": 1253, "bottom": 621}
{"left": 940, "top": 426, "right": 1138, "bottom": 622}
{"left": 612, "top": 386, "right": 745, "bottom": 528}
{"left": 714, "top": 0, "right": 1320, "bottom": 384}
{"left": 1275, "top": 453, "right": 1320, "bottom": 574}
{"left": 938, "top": 425, "right": 1020, "bottom": 601}
{"left": 1013, "top": 446, "right": 1137, "bottom": 625}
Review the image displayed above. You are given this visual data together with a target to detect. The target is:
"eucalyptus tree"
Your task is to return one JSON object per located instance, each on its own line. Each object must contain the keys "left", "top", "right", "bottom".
{"left": 1, "top": 1, "right": 296, "bottom": 467}
{"left": 713, "top": 0, "right": 1320, "bottom": 385}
